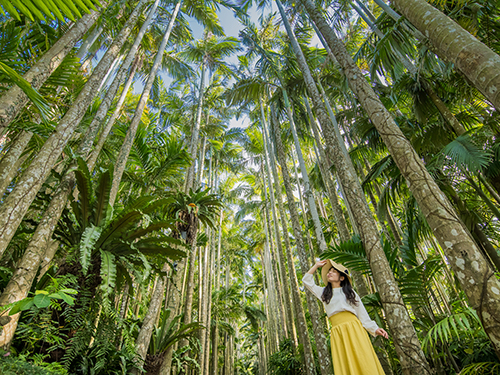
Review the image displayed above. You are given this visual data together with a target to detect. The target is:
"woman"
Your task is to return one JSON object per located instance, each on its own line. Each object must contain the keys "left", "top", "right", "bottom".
{"left": 303, "top": 259, "right": 388, "bottom": 375}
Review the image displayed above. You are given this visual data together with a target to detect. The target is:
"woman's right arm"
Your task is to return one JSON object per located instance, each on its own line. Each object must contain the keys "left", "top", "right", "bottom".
{"left": 307, "top": 259, "right": 327, "bottom": 274}
{"left": 302, "top": 260, "right": 327, "bottom": 300}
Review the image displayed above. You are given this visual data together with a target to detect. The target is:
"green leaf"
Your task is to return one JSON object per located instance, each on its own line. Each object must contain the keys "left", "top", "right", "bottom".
{"left": 99, "top": 250, "right": 116, "bottom": 309}
{"left": 33, "top": 293, "right": 51, "bottom": 308}
{"left": 57, "top": 292, "right": 76, "bottom": 306}
{"left": 75, "top": 157, "right": 92, "bottom": 229}
{"left": 93, "top": 167, "right": 113, "bottom": 226}
{"left": 60, "top": 288, "right": 78, "bottom": 295}
{"left": 9, "top": 298, "right": 34, "bottom": 315}
{"left": 0, "top": 0, "right": 102, "bottom": 21}
{"left": 438, "top": 134, "right": 492, "bottom": 174}
{"left": 320, "top": 236, "right": 372, "bottom": 276}
{"left": 0, "top": 61, "right": 52, "bottom": 121}
{"left": 79, "top": 224, "right": 102, "bottom": 275}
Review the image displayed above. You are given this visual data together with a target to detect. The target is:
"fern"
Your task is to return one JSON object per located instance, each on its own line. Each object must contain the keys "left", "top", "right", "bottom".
{"left": 99, "top": 250, "right": 116, "bottom": 310}
{"left": 459, "top": 362, "right": 500, "bottom": 374}
{"left": 79, "top": 225, "right": 102, "bottom": 275}
{"left": 422, "top": 307, "right": 485, "bottom": 352}
{"left": 438, "top": 134, "right": 492, "bottom": 174}
{"left": 320, "top": 235, "right": 372, "bottom": 275}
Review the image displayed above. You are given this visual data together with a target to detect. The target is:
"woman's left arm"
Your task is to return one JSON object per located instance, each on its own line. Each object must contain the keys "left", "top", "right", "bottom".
{"left": 354, "top": 292, "right": 388, "bottom": 339}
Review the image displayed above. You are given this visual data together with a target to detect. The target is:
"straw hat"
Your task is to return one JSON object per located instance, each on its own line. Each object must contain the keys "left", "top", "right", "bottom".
{"left": 321, "top": 259, "right": 352, "bottom": 286}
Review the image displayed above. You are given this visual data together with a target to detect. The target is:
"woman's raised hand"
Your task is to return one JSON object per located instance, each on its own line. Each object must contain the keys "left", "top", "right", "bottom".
{"left": 307, "top": 259, "right": 328, "bottom": 274}
{"left": 315, "top": 259, "right": 328, "bottom": 268}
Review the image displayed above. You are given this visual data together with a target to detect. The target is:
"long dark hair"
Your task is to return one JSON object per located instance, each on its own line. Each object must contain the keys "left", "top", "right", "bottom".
{"left": 321, "top": 267, "right": 358, "bottom": 306}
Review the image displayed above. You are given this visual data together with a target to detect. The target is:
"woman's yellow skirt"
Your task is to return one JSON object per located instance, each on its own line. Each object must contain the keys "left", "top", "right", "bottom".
{"left": 329, "top": 312, "right": 385, "bottom": 375}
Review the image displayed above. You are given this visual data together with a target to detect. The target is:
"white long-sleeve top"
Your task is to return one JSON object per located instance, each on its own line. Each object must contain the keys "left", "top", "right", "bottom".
{"left": 302, "top": 273, "right": 379, "bottom": 337}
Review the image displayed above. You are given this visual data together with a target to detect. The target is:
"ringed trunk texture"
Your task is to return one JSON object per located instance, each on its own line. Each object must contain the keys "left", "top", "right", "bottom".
{"left": 157, "top": 256, "right": 189, "bottom": 374}
{"left": 300, "top": 0, "right": 500, "bottom": 360}
{"left": 0, "top": 36, "right": 143, "bottom": 347}
{"left": 182, "top": 244, "right": 198, "bottom": 326}
{"left": 283, "top": 1, "right": 432, "bottom": 372}
{"left": 262, "top": 168, "right": 288, "bottom": 340}
{"left": 109, "top": 0, "right": 181, "bottom": 206}
{"left": 305, "top": 98, "right": 351, "bottom": 242}
{"left": 0, "top": 3, "right": 107, "bottom": 130}
{"left": 0, "top": 130, "right": 32, "bottom": 198}
{"left": 282, "top": 88, "right": 328, "bottom": 255}
{"left": 0, "top": 0, "right": 147, "bottom": 259}
{"left": 203, "top": 234, "right": 215, "bottom": 375}
{"left": 390, "top": 0, "right": 500, "bottom": 110}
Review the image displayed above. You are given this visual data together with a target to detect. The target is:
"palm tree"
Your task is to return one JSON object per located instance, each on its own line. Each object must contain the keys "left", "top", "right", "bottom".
{"left": 0, "top": 0, "right": 109, "bottom": 130}
{"left": 181, "top": 32, "right": 241, "bottom": 191}
{"left": 0, "top": 0, "right": 148, "bottom": 259}
{"left": 269, "top": 103, "right": 328, "bottom": 375}
{"left": 109, "top": 0, "right": 183, "bottom": 207}
{"left": 298, "top": 0, "right": 500, "bottom": 358}
{"left": 276, "top": 1, "right": 431, "bottom": 372}
{"left": 151, "top": 188, "right": 223, "bottom": 374}
{"left": 0, "top": 0, "right": 163, "bottom": 347}
{"left": 390, "top": 0, "right": 500, "bottom": 111}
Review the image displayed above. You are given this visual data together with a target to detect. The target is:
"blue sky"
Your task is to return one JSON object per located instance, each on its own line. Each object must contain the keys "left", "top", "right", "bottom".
{"left": 128, "top": 2, "right": 320, "bottom": 128}
{"left": 131, "top": 4, "right": 271, "bottom": 127}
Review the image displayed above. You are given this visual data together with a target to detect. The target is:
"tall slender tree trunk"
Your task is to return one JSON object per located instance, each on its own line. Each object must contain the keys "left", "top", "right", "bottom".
{"left": 300, "top": 0, "right": 500, "bottom": 358}
{"left": 0, "top": 55, "right": 126, "bottom": 343}
{"left": 0, "top": 5, "right": 156, "bottom": 346}
{"left": 262, "top": 167, "right": 288, "bottom": 340}
{"left": 182, "top": 244, "right": 198, "bottom": 324}
{"left": 133, "top": 266, "right": 169, "bottom": 374}
{"left": 109, "top": 0, "right": 181, "bottom": 206}
{"left": 205, "top": 231, "right": 215, "bottom": 374}
{"left": 279, "top": 2, "right": 433, "bottom": 372}
{"left": 210, "top": 213, "right": 223, "bottom": 375}
{"left": 0, "top": 0, "right": 147, "bottom": 259}
{"left": 281, "top": 88, "right": 328, "bottom": 256}
{"left": 185, "top": 60, "right": 206, "bottom": 192}
{"left": 76, "top": 23, "right": 105, "bottom": 61}
{"left": 352, "top": 0, "right": 466, "bottom": 137}
{"left": 305, "top": 98, "right": 350, "bottom": 242}
{"left": 158, "top": 257, "right": 190, "bottom": 373}
{"left": 265, "top": 105, "right": 314, "bottom": 361}
{"left": 0, "top": 131, "right": 32, "bottom": 198}
{"left": 0, "top": 2, "right": 108, "bottom": 130}
{"left": 270, "top": 104, "right": 329, "bottom": 375}
{"left": 196, "top": 136, "right": 207, "bottom": 187}
{"left": 307, "top": 101, "right": 374, "bottom": 300}
{"left": 390, "top": 0, "right": 500, "bottom": 110}
{"left": 87, "top": 56, "right": 140, "bottom": 170}
{"left": 261, "top": 245, "right": 279, "bottom": 353}
{"left": 291, "top": 148, "right": 316, "bottom": 265}
{"left": 199, "top": 227, "right": 213, "bottom": 374}
{"left": 261, "top": 102, "right": 297, "bottom": 343}
{"left": 0, "top": 176, "right": 73, "bottom": 349}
